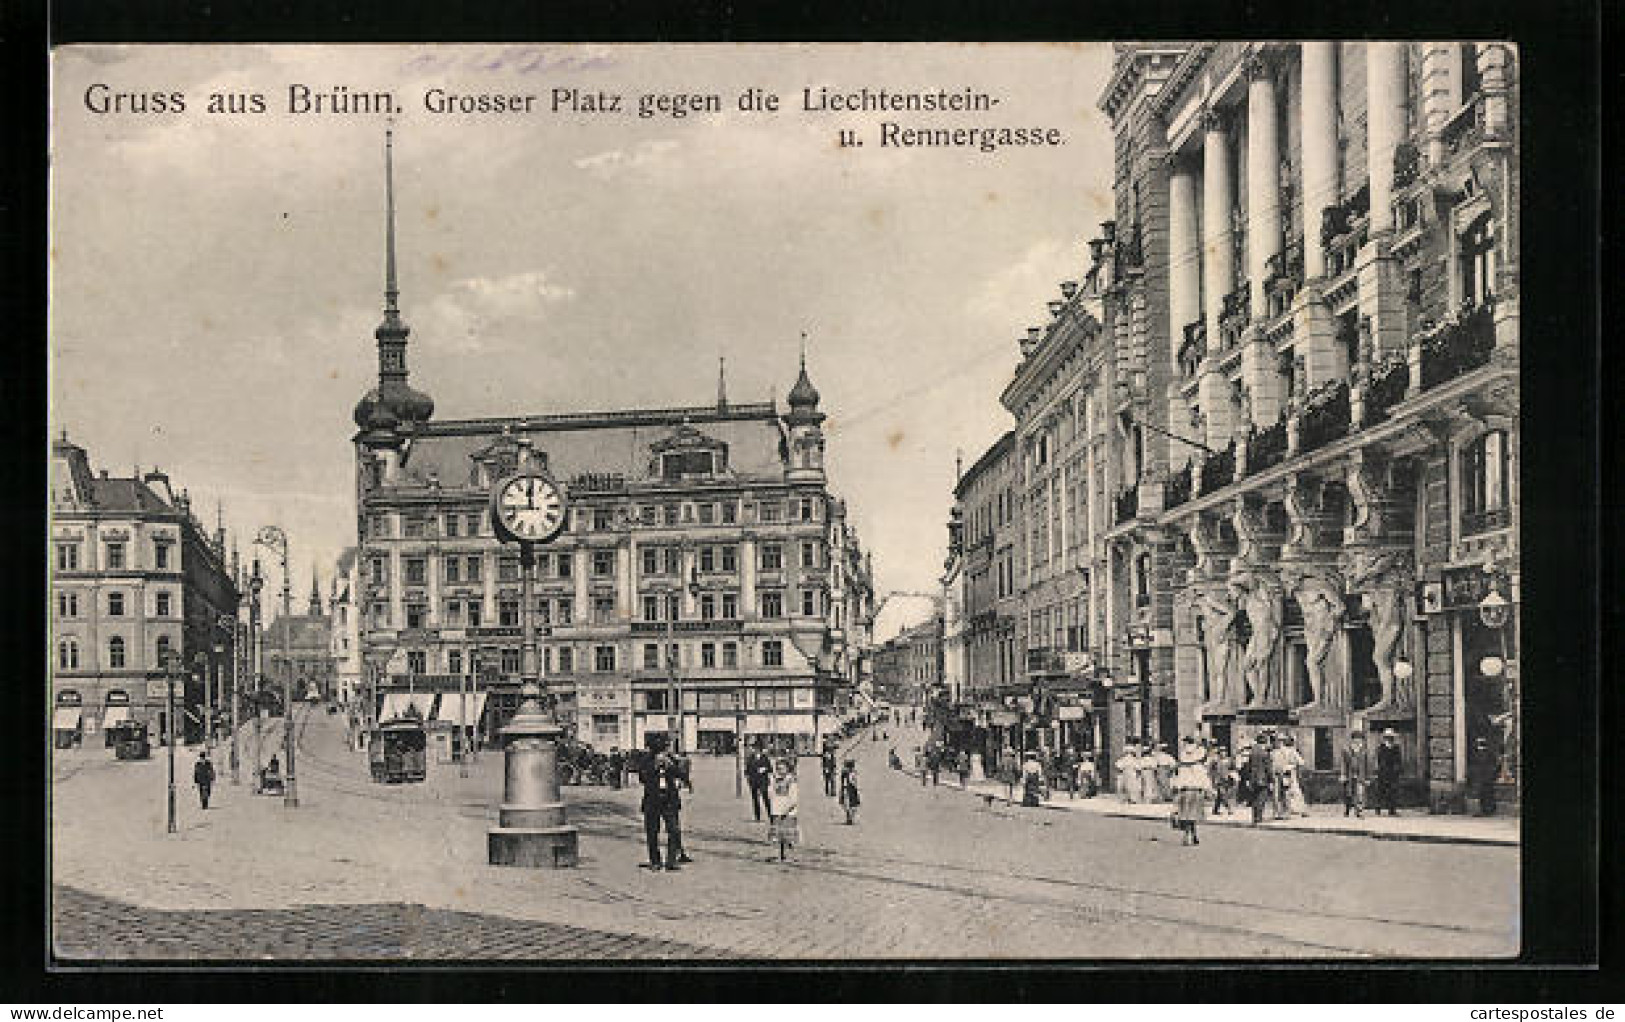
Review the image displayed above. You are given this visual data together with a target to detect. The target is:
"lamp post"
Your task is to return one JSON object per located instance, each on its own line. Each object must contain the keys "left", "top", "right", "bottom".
{"left": 248, "top": 559, "right": 264, "bottom": 779}
{"left": 163, "top": 650, "right": 179, "bottom": 834}
{"left": 216, "top": 615, "right": 236, "bottom": 782}
{"left": 486, "top": 442, "right": 578, "bottom": 867}
{"left": 1477, "top": 563, "right": 1516, "bottom": 784}
{"left": 255, "top": 526, "right": 297, "bottom": 808}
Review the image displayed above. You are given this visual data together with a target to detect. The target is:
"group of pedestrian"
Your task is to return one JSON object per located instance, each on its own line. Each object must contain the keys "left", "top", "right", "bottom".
{"left": 1113, "top": 739, "right": 1177, "bottom": 803}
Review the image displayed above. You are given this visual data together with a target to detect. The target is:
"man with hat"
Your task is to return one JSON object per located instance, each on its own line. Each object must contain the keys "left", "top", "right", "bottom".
{"left": 1467, "top": 735, "right": 1499, "bottom": 816}
{"left": 1340, "top": 729, "right": 1373, "bottom": 818}
{"left": 1242, "top": 734, "right": 1276, "bottom": 826}
{"left": 1373, "top": 728, "right": 1403, "bottom": 816}
{"left": 192, "top": 750, "right": 216, "bottom": 810}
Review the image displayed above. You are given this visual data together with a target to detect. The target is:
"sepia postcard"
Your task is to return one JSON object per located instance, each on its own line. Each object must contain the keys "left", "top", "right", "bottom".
{"left": 48, "top": 42, "right": 1524, "bottom": 962}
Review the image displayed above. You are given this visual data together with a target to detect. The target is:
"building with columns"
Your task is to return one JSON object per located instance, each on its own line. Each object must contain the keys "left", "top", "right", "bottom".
{"left": 50, "top": 435, "right": 240, "bottom": 746}
{"left": 1098, "top": 41, "right": 1519, "bottom": 811}
{"left": 349, "top": 132, "right": 873, "bottom": 756}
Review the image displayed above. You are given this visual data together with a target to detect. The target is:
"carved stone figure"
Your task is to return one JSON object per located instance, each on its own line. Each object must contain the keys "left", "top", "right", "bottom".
{"left": 1348, "top": 550, "right": 1416, "bottom": 716}
{"left": 1233, "top": 574, "right": 1285, "bottom": 709}
{"left": 1291, "top": 571, "right": 1351, "bottom": 717}
{"left": 1192, "top": 586, "right": 1244, "bottom": 715}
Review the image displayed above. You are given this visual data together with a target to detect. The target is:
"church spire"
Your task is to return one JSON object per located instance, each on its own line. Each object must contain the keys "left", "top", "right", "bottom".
{"left": 716, "top": 356, "right": 728, "bottom": 410}
{"left": 384, "top": 124, "right": 400, "bottom": 318}
{"left": 308, "top": 564, "right": 323, "bottom": 617}
{"left": 355, "top": 125, "right": 433, "bottom": 434}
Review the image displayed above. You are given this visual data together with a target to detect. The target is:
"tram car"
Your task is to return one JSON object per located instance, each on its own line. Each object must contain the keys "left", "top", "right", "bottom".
{"left": 107, "top": 720, "right": 151, "bottom": 760}
{"left": 368, "top": 717, "right": 427, "bottom": 783}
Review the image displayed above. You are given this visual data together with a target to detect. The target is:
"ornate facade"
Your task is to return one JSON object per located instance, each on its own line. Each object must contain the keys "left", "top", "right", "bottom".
{"left": 1100, "top": 41, "right": 1519, "bottom": 810}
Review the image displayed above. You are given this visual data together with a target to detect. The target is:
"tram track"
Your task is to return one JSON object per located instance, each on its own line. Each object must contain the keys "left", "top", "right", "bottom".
{"left": 283, "top": 712, "right": 1507, "bottom": 957}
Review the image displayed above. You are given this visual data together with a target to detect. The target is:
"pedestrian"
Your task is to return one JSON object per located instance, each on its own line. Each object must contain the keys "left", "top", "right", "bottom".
{"left": 888, "top": 746, "right": 902, "bottom": 770}
{"left": 956, "top": 749, "right": 970, "bottom": 788}
{"left": 638, "top": 748, "right": 685, "bottom": 872}
{"left": 1374, "top": 728, "right": 1403, "bottom": 816}
{"left": 1172, "top": 736, "right": 1211, "bottom": 846}
{"left": 1243, "top": 735, "right": 1275, "bottom": 825}
{"left": 1115, "top": 740, "right": 1139, "bottom": 803}
{"left": 1020, "top": 751, "right": 1046, "bottom": 807}
{"left": 1276, "top": 734, "right": 1309, "bottom": 817}
{"left": 767, "top": 758, "right": 800, "bottom": 861}
{"left": 1467, "top": 735, "right": 1499, "bottom": 816}
{"left": 839, "top": 758, "right": 861, "bottom": 824}
{"left": 193, "top": 751, "right": 215, "bottom": 810}
{"left": 929, "top": 746, "right": 941, "bottom": 787}
{"left": 916, "top": 746, "right": 927, "bottom": 786}
{"left": 1264, "top": 731, "right": 1289, "bottom": 819}
{"left": 608, "top": 746, "right": 625, "bottom": 790}
{"left": 1340, "top": 730, "right": 1372, "bottom": 818}
{"left": 821, "top": 745, "right": 838, "bottom": 797}
{"left": 1134, "top": 741, "right": 1156, "bottom": 804}
{"left": 1076, "top": 754, "right": 1099, "bottom": 798}
{"left": 745, "top": 743, "right": 772, "bottom": 821}
{"left": 1210, "top": 746, "right": 1237, "bottom": 816}
{"left": 1152, "top": 742, "right": 1176, "bottom": 802}
{"left": 1057, "top": 747, "right": 1077, "bottom": 799}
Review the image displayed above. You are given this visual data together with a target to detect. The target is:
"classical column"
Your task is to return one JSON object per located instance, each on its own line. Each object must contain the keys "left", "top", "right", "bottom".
{"left": 1167, "top": 157, "right": 1201, "bottom": 365}
{"left": 1419, "top": 43, "right": 1463, "bottom": 167}
{"left": 1199, "top": 109, "right": 1236, "bottom": 448}
{"left": 571, "top": 546, "right": 589, "bottom": 612}
{"left": 481, "top": 551, "right": 496, "bottom": 623}
{"left": 1245, "top": 57, "right": 1283, "bottom": 317}
{"left": 739, "top": 534, "right": 758, "bottom": 611}
{"left": 614, "top": 542, "right": 632, "bottom": 621}
{"left": 1366, "top": 41, "right": 1408, "bottom": 235}
{"left": 1299, "top": 42, "right": 1340, "bottom": 281}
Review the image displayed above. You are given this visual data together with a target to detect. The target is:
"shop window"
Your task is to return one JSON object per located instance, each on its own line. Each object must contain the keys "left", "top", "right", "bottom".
{"left": 1460, "top": 430, "right": 1512, "bottom": 535}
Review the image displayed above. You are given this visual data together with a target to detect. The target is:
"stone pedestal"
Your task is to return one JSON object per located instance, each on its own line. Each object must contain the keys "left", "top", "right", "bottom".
{"left": 488, "top": 710, "right": 579, "bottom": 868}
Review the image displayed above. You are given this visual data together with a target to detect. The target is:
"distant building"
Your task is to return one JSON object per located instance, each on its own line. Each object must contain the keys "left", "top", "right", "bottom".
{"left": 50, "top": 435, "right": 240, "bottom": 745}
{"left": 329, "top": 547, "right": 362, "bottom": 704}
{"left": 871, "top": 617, "right": 942, "bottom": 707}
{"left": 262, "top": 575, "right": 335, "bottom": 702}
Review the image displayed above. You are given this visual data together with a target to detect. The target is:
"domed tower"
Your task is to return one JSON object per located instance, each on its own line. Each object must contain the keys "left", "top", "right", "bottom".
{"left": 784, "top": 337, "right": 826, "bottom": 484}
{"left": 354, "top": 128, "right": 434, "bottom": 480}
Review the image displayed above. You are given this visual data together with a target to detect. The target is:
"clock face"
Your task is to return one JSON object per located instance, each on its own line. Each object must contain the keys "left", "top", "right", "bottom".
{"left": 495, "top": 473, "right": 566, "bottom": 543}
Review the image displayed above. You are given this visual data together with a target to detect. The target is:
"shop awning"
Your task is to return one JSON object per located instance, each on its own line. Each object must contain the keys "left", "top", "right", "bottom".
{"left": 378, "top": 693, "right": 421, "bottom": 721}
{"left": 102, "top": 705, "right": 132, "bottom": 727}
{"left": 52, "top": 707, "right": 82, "bottom": 730}
{"left": 432, "top": 692, "right": 488, "bottom": 725}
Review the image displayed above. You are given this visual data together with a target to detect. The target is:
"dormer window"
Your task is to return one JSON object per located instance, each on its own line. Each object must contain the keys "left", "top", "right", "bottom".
{"left": 662, "top": 451, "right": 714, "bottom": 479}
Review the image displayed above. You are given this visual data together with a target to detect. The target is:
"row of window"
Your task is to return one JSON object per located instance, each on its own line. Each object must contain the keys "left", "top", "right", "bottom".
{"left": 389, "top": 587, "right": 825, "bottom": 630}
{"left": 371, "top": 496, "right": 825, "bottom": 541}
{"left": 55, "top": 589, "right": 175, "bottom": 619}
{"left": 54, "top": 537, "right": 174, "bottom": 573}
{"left": 56, "top": 633, "right": 176, "bottom": 671}
{"left": 373, "top": 541, "right": 824, "bottom": 588}
{"left": 401, "top": 638, "right": 789, "bottom": 676}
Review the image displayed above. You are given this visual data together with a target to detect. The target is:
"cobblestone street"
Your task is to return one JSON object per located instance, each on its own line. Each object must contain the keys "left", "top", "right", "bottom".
{"left": 50, "top": 709, "right": 1519, "bottom": 960}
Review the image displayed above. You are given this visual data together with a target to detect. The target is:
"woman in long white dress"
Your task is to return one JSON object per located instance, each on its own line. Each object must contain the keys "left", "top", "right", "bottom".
{"left": 1172, "top": 737, "right": 1213, "bottom": 846}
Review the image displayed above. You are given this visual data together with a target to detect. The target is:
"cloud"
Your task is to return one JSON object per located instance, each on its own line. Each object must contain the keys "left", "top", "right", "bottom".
{"left": 573, "top": 139, "right": 680, "bottom": 179}
{"left": 417, "top": 269, "right": 577, "bottom": 354}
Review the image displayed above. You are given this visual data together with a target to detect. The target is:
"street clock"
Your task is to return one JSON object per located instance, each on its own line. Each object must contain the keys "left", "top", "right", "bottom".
{"left": 490, "top": 471, "right": 568, "bottom": 545}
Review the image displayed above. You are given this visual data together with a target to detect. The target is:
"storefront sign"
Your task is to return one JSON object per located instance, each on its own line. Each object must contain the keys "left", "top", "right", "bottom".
{"left": 105, "top": 690, "right": 130, "bottom": 706}
{"left": 1056, "top": 706, "right": 1087, "bottom": 721}
{"left": 1426, "top": 566, "right": 1516, "bottom": 613}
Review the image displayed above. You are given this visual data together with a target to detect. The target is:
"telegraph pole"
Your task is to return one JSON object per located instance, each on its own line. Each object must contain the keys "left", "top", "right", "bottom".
{"left": 256, "top": 526, "right": 298, "bottom": 808}
{"left": 164, "top": 652, "right": 178, "bottom": 834}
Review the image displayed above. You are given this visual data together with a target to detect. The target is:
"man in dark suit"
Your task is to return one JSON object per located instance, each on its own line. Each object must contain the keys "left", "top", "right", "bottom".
{"left": 639, "top": 748, "right": 684, "bottom": 871}
{"left": 1374, "top": 728, "right": 1404, "bottom": 816}
{"left": 745, "top": 744, "right": 772, "bottom": 821}
{"left": 1243, "top": 736, "right": 1275, "bottom": 826}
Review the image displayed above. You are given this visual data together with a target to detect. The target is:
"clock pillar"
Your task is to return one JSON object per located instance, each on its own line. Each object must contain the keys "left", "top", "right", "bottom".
{"left": 487, "top": 451, "right": 579, "bottom": 869}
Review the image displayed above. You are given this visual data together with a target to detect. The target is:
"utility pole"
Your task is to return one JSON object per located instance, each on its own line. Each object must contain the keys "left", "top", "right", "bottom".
{"left": 164, "top": 651, "right": 178, "bottom": 833}
{"left": 223, "top": 614, "right": 240, "bottom": 784}
{"left": 256, "top": 526, "right": 297, "bottom": 808}
{"left": 248, "top": 559, "right": 264, "bottom": 780}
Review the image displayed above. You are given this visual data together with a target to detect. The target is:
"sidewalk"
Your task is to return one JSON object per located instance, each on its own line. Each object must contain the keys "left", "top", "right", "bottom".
{"left": 900, "top": 768, "right": 1519, "bottom": 847}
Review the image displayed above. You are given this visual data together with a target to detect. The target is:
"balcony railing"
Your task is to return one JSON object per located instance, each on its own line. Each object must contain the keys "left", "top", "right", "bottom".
{"left": 1245, "top": 414, "right": 1289, "bottom": 474}
{"left": 1419, "top": 301, "right": 1496, "bottom": 390}
{"left": 1198, "top": 441, "right": 1235, "bottom": 497}
{"left": 1164, "top": 461, "right": 1193, "bottom": 510}
{"left": 1441, "top": 94, "right": 1485, "bottom": 159}
{"left": 1461, "top": 506, "right": 1512, "bottom": 537}
{"left": 1179, "top": 321, "right": 1206, "bottom": 381}
{"left": 1218, "top": 289, "right": 1251, "bottom": 349}
{"left": 1361, "top": 356, "right": 1410, "bottom": 426}
{"left": 1113, "top": 484, "right": 1139, "bottom": 525}
{"left": 1299, "top": 381, "right": 1351, "bottom": 453}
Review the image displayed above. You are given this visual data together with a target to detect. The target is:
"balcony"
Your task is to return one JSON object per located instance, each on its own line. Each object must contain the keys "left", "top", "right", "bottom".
{"left": 1113, "top": 484, "right": 1139, "bottom": 526}
{"left": 1419, "top": 301, "right": 1496, "bottom": 390}
{"left": 1263, "top": 240, "right": 1305, "bottom": 319}
{"left": 1360, "top": 355, "right": 1410, "bottom": 427}
{"left": 1164, "top": 461, "right": 1193, "bottom": 510}
{"left": 1217, "top": 290, "right": 1251, "bottom": 351}
{"left": 1440, "top": 94, "right": 1486, "bottom": 160}
{"left": 1321, "top": 185, "right": 1370, "bottom": 277}
{"left": 1299, "top": 380, "right": 1351, "bottom": 453}
{"left": 1244, "top": 414, "right": 1288, "bottom": 474}
{"left": 1198, "top": 441, "right": 1235, "bottom": 497}
{"left": 1178, "top": 320, "right": 1206, "bottom": 382}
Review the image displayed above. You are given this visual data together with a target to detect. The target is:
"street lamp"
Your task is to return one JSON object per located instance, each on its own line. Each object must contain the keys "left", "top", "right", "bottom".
{"left": 254, "top": 525, "right": 297, "bottom": 808}
{"left": 163, "top": 650, "right": 180, "bottom": 834}
{"left": 1478, "top": 563, "right": 1517, "bottom": 784}
{"left": 248, "top": 559, "right": 264, "bottom": 781}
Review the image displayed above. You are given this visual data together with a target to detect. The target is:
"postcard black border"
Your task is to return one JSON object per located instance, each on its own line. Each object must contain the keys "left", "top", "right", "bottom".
{"left": 6, "top": 0, "right": 1610, "bottom": 1004}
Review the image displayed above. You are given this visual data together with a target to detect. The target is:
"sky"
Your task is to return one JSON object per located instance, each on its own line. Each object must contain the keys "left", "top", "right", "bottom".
{"left": 49, "top": 44, "right": 1115, "bottom": 639}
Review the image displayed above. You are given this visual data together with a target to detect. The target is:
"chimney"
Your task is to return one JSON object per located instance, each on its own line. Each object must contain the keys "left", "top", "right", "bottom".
{"left": 1100, "top": 220, "right": 1116, "bottom": 242}
{"left": 1060, "top": 280, "right": 1078, "bottom": 299}
{"left": 1047, "top": 300, "right": 1065, "bottom": 317}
